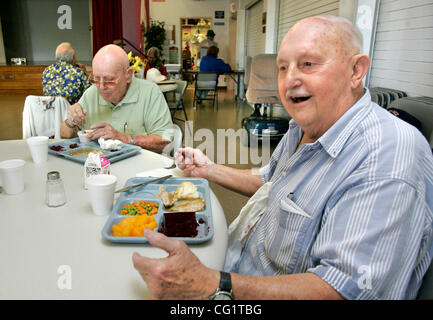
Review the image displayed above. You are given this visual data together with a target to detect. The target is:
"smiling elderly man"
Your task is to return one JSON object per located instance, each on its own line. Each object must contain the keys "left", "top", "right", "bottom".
{"left": 132, "top": 15, "right": 433, "bottom": 300}
{"left": 60, "top": 44, "right": 173, "bottom": 153}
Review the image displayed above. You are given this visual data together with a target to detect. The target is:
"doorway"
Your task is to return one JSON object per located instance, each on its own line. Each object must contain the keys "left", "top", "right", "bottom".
{"left": 180, "top": 17, "right": 212, "bottom": 70}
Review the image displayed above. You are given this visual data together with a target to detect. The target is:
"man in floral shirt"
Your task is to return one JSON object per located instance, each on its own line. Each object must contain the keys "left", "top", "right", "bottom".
{"left": 42, "top": 42, "right": 91, "bottom": 104}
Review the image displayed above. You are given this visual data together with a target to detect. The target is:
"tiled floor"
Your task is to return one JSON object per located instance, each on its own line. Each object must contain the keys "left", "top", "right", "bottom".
{"left": 0, "top": 87, "right": 277, "bottom": 225}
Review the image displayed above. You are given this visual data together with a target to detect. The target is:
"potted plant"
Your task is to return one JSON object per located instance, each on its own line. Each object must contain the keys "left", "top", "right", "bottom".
{"left": 143, "top": 19, "right": 166, "bottom": 55}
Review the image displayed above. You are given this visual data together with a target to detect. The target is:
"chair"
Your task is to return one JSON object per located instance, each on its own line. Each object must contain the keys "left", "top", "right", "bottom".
{"left": 162, "top": 123, "right": 184, "bottom": 158}
{"left": 388, "top": 96, "right": 433, "bottom": 147}
{"left": 22, "top": 96, "right": 70, "bottom": 139}
{"left": 242, "top": 54, "right": 290, "bottom": 146}
{"left": 243, "top": 56, "right": 252, "bottom": 97}
{"left": 166, "top": 80, "right": 190, "bottom": 133}
{"left": 370, "top": 87, "right": 408, "bottom": 108}
{"left": 193, "top": 72, "right": 219, "bottom": 110}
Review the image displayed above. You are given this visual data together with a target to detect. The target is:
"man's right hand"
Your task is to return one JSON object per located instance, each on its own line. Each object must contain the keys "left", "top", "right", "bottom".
{"left": 67, "top": 103, "right": 87, "bottom": 127}
{"left": 175, "top": 147, "right": 214, "bottom": 180}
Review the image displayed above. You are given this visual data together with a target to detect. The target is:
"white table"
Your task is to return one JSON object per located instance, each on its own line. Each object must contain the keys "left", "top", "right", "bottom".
{"left": 157, "top": 80, "right": 177, "bottom": 93}
{"left": 0, "top": 140, "right": 228, "bottom": 299}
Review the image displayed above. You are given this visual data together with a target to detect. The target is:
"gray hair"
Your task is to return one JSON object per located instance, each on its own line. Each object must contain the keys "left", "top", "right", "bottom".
{"left": 55, "top": 42, "right": 75, "bottom": 63}
{"left": 147, "top": 47, "right": 160, "bottom": 58}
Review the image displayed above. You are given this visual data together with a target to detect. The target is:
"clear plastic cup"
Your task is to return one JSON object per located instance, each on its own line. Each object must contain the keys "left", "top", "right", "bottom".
{"left": 86, "top": 174, "right": 117, "bottom": 216}
{"left": 0, "top": 159, "right": 25, "bottom": 195}
{"left": 26, "top": 136, "right": 49, "bottom": 163}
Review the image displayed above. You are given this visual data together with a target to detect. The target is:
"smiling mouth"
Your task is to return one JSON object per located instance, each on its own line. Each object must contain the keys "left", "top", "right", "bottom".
{"left": 290, "top": 96, "right": 312, "bottom": 103}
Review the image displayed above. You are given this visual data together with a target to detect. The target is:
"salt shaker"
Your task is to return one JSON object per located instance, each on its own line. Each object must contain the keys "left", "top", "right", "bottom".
{"left": 46, "top": 171, "right": 67, "bottom": 207}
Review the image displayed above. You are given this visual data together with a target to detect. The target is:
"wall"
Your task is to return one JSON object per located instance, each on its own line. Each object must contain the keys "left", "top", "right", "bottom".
{"left": 0, "top": 17, "right": 6, "bottom": 64}
{"left": 122, "top": 0, "right": 144, "bottom": 56}
{"left": 149, "top": 0, "right": 231, "bottom": 61}
{"left": 369, "top": 0, "right": 433, "bottom": 97}
{"left": 0, "top": 0, "right": 92, "bottom": 63}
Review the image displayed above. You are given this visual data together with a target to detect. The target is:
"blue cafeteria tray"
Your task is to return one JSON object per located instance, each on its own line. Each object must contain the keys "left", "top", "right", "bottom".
{"left": 101, "top": 177, "right": 214, "bottom": 244}
{"left": 48, "top": 138, "right": 141, "bottom": 164}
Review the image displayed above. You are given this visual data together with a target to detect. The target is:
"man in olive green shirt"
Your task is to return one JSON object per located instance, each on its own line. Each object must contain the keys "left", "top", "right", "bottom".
{"left": 60, "top": 44, "right": 173, "bottom": 154}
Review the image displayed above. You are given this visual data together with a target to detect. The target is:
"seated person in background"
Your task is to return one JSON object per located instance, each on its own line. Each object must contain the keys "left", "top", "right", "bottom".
{"left": 144, "top": 47, "right": 168, "bottom": 79}
{"left": 60, "top": 44, "right": 173, "bottom": 154}
{"left": 42, "top": 42, "right": 91, "bottom": 105}
{"left": 199, "top": 46, "right": 231, "bottom": 73}
{"left": 132, "top": 16, "right": 433, "bottom": 300}
{"left": 196, "top": 46, "right": 231, "bottom": 103}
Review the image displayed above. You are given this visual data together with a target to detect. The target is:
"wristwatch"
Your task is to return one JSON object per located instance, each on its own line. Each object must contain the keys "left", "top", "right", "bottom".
{"left": 64, "top": 119, "right": 77, "bottom": 129}
{"left": 209, "top": 271, "right": 233, "bottom": 300}
{"left": 129, "top": 134, "right": 135, "bottom": 145}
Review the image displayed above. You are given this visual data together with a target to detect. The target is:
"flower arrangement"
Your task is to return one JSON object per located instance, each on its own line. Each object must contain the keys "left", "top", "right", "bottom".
{"left": 128, "top": 51, "right": 145, "bottom": 73}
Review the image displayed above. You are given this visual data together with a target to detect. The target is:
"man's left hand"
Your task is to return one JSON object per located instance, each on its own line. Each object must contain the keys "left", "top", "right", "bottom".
{"left": 132, "top": 228, "right": 219, "bottom": 300}
{"left": 88, "top": 122, "right": 128, "bottom": 142}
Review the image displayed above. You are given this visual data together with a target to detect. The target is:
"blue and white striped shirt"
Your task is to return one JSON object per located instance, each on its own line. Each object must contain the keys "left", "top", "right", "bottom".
{"left": 226, "top": 90, "right": 433, "bottom": 299}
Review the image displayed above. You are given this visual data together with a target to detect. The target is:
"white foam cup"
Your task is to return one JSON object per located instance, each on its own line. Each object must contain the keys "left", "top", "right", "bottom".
{"left": 86, "top": 174, "right": 117, "bottom": 216}
{"left": 77, "top": 130, "right": 94, "bottom": 144}
{"left": 0, "top": 159, "right": 25, "bottom": 195}
{"left": 26, "top": 136, "right": 49, "bottom": 163}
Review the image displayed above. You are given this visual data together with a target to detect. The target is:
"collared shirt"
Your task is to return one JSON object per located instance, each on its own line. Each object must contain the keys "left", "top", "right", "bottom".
{"left": 198, "top": 39, "right": 218, "bottom": 58}
{"left": 224, "top": 90, "right": 433, "bottom": 300}
{"left": 42, "top": 61, "right": 91, "bottom": 105}
{"left": 78, "top": 77, "right": 173, "bottom": 139}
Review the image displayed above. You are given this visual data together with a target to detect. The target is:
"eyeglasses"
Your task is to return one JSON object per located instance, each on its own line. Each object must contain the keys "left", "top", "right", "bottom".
{"left": 90, "top": 76, "right": 120, "bottom": 87}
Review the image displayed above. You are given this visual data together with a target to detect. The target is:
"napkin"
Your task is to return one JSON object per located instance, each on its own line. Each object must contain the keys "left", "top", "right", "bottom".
{"left": 98, "top": 138, "right": 123, "bottom": 150}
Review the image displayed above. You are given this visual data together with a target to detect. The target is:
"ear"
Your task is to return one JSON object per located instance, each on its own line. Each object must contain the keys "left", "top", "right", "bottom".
{"left": 350, "top": 54, "right": 370, "bottom": 89}
{"left": 126, "top": 67, "right": 134, "bottom": 83}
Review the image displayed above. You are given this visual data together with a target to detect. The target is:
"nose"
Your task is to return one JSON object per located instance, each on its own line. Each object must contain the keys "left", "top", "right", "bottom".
{"left": 281, "top": 64, "right": 302, "bottom": 90}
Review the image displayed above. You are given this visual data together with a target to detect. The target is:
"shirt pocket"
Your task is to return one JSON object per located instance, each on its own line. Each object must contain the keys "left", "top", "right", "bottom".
{"left": 278, "top": 197, "right": 312, "bottom": 233}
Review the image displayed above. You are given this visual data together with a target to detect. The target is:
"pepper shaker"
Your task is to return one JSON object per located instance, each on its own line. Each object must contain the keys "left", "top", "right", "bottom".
{"left": 46, "top": 171, "right": 67, "bottom": 207}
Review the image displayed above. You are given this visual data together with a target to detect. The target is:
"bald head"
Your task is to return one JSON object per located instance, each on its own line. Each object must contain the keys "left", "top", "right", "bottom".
{"left": 55, "top": 42, "right": 75, "bottom": 63}
{"left": 93, "top": 44, "right": 130, "bottom": 72}
{"left": 288, "top": 15, "right": 363, "bottom": 56}
{"left": 276, "top": 15, "right": 370, "bottom": 139}
{"left": 91, "top": 44, "right": 133, "bottom": 105}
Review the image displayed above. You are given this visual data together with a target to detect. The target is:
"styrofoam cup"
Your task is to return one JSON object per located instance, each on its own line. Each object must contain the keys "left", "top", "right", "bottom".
{"left": 0, "top": 159, "right": 25, "bottom": 195}
{"left": 77, "top": 130, "right": 94, "bottom": 144}
{"left": 26, "top": 136, "right": 49, "bottom": 163}
{"left": 87, "top": 174, "right": 117, "bottom": 216}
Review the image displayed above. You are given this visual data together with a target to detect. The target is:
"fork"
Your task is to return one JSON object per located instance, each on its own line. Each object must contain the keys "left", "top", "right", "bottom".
{"left": 164, "top": 160, "right": 177, "bottom": 169}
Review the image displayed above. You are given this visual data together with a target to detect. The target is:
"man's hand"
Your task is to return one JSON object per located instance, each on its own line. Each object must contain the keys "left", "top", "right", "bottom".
{"left": 87, "top": 122, "right": 129, "bottom": 142}
{"left": 67, "top": 103, "right": 87, "bottom": 127}
{"left": 175, "top": 147, "right": 214, "bottom": 179}
{"left": 132, "top": 229, "right": 219, "bottom": 300}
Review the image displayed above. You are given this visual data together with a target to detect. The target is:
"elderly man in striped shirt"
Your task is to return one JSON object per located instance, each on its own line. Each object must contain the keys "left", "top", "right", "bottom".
{"left": 132, "top": 16, "right": 433, "bottom": 300}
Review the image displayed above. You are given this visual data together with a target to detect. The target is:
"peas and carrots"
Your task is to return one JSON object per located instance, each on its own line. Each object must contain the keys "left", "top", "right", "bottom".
{"left": 120, "top": 200, "right": 159, "bottom": 216}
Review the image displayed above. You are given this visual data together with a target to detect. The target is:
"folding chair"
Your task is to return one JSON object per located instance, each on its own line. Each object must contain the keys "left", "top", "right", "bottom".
{"left": 167, "top": 80, "right": 188, "bottom": 121}
{"left": 193, "top": 72, "right": 219, "bottom": 110}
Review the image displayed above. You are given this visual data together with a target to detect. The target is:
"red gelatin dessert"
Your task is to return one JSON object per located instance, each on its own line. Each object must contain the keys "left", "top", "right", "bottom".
{"left": 159, "top": 212, "right": 199, "bottom": 237}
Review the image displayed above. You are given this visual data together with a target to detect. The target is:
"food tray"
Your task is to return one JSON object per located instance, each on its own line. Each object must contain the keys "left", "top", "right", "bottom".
{"left": 48, "top": 138, "right": 141, "bottom": 164}
{"left": 101, "top": 177, "right": 214, "bottom": 244}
